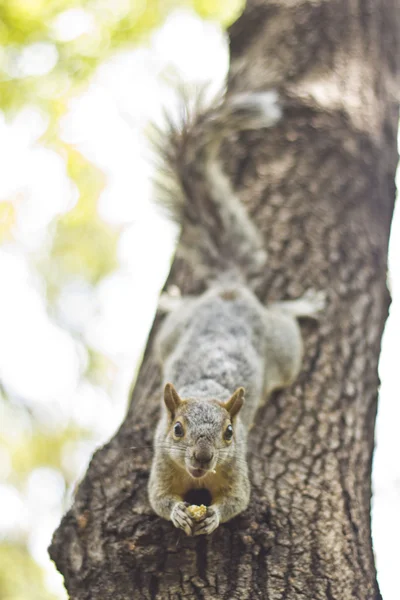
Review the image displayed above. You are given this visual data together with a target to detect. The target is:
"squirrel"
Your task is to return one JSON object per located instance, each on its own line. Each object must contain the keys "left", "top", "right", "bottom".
{"left": 148, "top": 90, "right": 325, "bottom": 536}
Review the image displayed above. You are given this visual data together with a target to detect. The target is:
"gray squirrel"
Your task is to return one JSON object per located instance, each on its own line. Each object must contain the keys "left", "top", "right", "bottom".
{"left": 148, "top": 90, "right": 324, "bottom": 536}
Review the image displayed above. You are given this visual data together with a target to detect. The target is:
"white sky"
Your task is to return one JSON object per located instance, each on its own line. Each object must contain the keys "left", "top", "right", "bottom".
{"left": 0, "top": 9, "right": 398, "bottom": 599}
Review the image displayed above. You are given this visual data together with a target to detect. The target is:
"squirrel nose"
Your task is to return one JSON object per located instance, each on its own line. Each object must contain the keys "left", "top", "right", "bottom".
{"left": 194, "top": 446, "right": 214, "bottom": 466}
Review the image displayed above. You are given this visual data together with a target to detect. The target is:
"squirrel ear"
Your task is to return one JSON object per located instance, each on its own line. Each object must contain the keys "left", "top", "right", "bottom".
{"left": 164, "top": 383, "right": 182, "bottom": 418}
{"left": 224, "top": 387, "right": 245, "bottom": 419}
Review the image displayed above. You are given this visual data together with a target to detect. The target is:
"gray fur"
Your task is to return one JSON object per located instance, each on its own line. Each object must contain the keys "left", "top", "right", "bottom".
{"left": 149, "top": 285, "right": 324, "bottom": 535}
{"left": 148, "top": 92, "right": 325, "bottom": 536}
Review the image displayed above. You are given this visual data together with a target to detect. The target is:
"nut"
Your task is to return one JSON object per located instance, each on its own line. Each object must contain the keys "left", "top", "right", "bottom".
{"left": 187, "top": 504, "right": 207, "bottom": 521}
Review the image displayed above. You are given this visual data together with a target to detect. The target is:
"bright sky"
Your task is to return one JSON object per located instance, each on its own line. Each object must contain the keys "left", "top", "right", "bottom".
{"left": 0, "top": 8, "right": 398, "bottom": 599}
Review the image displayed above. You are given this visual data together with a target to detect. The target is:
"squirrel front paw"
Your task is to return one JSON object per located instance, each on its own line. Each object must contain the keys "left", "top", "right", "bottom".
{"left": 302, "top": 288, "right": 326, "bottom": 315}
{"left": 171, "top": 502, "right": 194, "bottom": 536}
{"left": 193, "top": 506, "right": 220, "bottom": 536}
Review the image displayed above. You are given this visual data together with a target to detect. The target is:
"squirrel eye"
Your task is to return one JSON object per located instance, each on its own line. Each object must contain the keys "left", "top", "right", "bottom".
{"left": 224, "top": 424, "right": 233, "bottom": 441}
{"left": 173, "top": 422, "right": 184, "bottom": 437}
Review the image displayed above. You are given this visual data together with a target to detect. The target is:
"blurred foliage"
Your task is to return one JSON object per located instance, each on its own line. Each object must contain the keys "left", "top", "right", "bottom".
{"left": 46, "top": 148, "right": 118, "bottom": 294}
{"left": 0, "top": 0, "right": 245, "bottom": 305}
{"left": 0, "top": 0, "right": 244, "bottom": 598}
{"left": 0, "top": 543, "right": 57, "bottom": 600}
{"left": 9, "top": 423, "right": 84, "bottom": 482}
{"left": 0, "top": 200, "right": 17, "bottom": 242}
{"left": 0, "top": 0, "right": 244, "bottom": 113}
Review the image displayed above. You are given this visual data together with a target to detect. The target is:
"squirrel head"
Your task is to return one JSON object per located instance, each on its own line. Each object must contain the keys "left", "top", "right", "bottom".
{"left": 162, "top": 383, "right": 245, "bottom": 479}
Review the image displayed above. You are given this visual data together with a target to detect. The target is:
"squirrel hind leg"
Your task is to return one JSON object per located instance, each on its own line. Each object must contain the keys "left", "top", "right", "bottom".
{"left": 158, "top": 285, "right": 183, "bottom": 314}
{"left": 228, "top": 91, "right": 282, "bottom": 130}
{"left": 269, "top": 289, "right": 326, "bottom": 321}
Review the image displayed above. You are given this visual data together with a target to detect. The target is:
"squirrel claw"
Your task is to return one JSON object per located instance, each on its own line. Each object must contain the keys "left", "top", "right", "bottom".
{"left": 302, "top": 288, "right": 326, "bottom": 313}
{"left": 193, "top": 506, "right": 220, "bottom": 536}
{"left": 171, "top": 502, "right": 194, "bottom": 536}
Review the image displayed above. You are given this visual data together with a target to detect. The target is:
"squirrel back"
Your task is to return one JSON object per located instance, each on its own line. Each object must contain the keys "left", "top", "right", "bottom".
{"left": 153, "top": 90, "right": 281, "bottom": 284}
{"left": 158, "top": 284, "right": 268, "bottom": 430}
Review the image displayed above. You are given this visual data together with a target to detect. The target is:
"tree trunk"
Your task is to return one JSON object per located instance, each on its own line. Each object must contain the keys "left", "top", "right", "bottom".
{"left": 49, "top": 1, "right": 400, "bottom": 599}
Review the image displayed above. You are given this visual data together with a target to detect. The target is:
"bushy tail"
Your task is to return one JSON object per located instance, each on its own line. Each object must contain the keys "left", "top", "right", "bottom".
{"left": 153, "top": 90, "right": 282, "bottom": 283}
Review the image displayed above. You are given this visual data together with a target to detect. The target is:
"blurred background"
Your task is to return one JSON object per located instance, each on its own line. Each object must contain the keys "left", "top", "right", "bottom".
{"left": 0, "top": 1, "right": 398, "bottom": 599}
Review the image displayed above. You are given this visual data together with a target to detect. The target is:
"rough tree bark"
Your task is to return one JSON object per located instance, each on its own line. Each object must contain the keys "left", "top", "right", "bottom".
{"left": 50, "top": 1, "right": 400, "bottom": 599}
